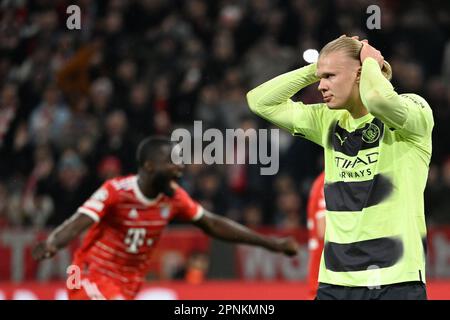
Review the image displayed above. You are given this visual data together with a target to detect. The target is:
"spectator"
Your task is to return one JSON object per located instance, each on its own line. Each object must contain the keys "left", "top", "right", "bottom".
{"left": 174, "top": 251, "right": 210, "bottom": 284}
{"left": 36, "top": 149, "right": 91, "bottom": 226}
{"left": 96, "top": 109, "right": 135, "bottom": 173}
{"left": 29, "top": 84, "right": 71, "bottom": 148}
{"left": 242, "top": 203, "right": 264, "bottom": 228}
{"left": 97, "top": 155, "right": 122, "bottom": 183}
{"left": 274, "top": 190, "right": 303, "bottom": 230}
{"left": 0, "top": 0, "right": 448, "bottom": 227}
{"left": 126, "top": 82, "right": 155, "bottom": 145}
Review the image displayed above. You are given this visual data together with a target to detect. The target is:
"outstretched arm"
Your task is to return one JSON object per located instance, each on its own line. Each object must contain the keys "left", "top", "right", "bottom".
{"left": 193, "top": 210, "right": 299, "bottom": 256}
{"left": 32, "top": 212, "right": 95, "bottom": 260}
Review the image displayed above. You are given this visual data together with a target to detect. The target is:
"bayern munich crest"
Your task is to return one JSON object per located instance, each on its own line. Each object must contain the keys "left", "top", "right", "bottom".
{"left": 160, "top": 205, "right": 171, "bottom": 219}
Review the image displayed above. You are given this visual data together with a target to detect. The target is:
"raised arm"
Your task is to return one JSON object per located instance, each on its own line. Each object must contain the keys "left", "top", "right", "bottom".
{"left": 359, "top": 44, "right": 433, "bottom": 139}
{"left": 32, "top": 212, "right": 95, "bottom": 260}
{"left": 193, "top": 210, "right": 299, "bottom": 256}
{"left": 246, "top": 63, "right": 319, "bottom": 129}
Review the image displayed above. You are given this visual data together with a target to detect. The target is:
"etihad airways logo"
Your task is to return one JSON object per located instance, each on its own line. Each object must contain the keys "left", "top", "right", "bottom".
{"left": 335, "top": 152, "right": 378, "bottom": 169}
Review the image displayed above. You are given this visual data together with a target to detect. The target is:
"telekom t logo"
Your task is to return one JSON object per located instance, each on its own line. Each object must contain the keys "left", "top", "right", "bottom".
{"left": 124, "top": 228, "right": 147, "bottom": 253}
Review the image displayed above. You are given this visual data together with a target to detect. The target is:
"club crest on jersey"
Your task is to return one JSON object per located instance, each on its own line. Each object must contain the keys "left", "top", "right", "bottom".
{"left": 362, "top": 123, "right": 380, "bottom": 144}
{"left": 128, "top": 208, "right": 138, "bottom": 219}
{"left": 160, "top": 204, "right": 171, "bottom": 219}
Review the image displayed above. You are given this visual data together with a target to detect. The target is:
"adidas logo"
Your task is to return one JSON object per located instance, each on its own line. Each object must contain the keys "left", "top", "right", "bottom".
{"left": 128, "top": 209, "right": 138, "bottom": 219}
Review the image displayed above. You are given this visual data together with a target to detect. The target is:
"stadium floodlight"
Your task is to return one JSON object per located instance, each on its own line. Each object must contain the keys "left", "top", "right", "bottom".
{"left": 303, "top": 49, "right": 319, "bottom": 63}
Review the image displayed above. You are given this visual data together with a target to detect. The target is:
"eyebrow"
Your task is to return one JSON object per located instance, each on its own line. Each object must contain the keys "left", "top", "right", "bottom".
{"left": 316, "top": 72, "right": 335, "bottom": 78}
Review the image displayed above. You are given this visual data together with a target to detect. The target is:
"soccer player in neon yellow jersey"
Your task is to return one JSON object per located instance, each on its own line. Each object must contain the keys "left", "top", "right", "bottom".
{"left": 247, "top": 35, "right": 434, "bottom": 300}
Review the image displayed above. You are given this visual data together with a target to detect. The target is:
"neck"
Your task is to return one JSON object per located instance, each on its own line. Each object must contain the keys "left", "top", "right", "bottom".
{"left": 347, "top": 95, "right": 368, "bottom": 119}
{"left": 137, "top": 171, "right": 161, "bottom": 199}
{"left": 137, "top": 170, "right": 174, "bottom": 198}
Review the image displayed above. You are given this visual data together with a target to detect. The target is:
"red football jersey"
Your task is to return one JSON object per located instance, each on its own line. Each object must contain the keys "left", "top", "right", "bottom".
{"left": 306, "top": 172, "right": 325, "bottom": 299}
{"left": 73, "top": 175, "right": 204, "bottom": 298}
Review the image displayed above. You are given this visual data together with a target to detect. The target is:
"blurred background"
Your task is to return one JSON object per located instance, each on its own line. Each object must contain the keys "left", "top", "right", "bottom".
{"left": 0, "top": 0, "right": 450, "bottom": 299}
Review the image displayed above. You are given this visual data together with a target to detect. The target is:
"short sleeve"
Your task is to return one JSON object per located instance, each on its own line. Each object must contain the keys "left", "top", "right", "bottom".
{"left": 77, "top": 181, "right": 117, "bottom": 222}
{"left": 171, "top": 186, "right": 204, "bottom": 222}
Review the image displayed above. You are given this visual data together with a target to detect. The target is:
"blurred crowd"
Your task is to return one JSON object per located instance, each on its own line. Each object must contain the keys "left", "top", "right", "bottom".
{"left": 0, "top": 0, "right": 449, "bottom": 229}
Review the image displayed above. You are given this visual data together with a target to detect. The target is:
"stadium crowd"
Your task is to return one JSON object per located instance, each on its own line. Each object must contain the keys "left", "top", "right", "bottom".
{"left": 0, "top": 0, "right": 449, "bottom": 229}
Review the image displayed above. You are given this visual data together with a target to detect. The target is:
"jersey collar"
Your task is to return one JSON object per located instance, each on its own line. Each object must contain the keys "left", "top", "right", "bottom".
{"left": 131, "top": 175, "right": 163, "bottom": 206}
{"left": 347, "top": 112, "right": 374, "bottom": 132}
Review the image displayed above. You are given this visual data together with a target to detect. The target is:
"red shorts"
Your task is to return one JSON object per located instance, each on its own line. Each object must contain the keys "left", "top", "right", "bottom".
{"left": 67, "top": 273, "right": 131, "bottom": 300}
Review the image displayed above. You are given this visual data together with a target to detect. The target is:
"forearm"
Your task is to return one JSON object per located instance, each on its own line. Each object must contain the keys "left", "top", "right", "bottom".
{"left": 246, "top": 63, "right": 319, "bottom": 132}
{"left": 47, "top": 212, "right": 93, "bottom": 250}
{"left": 201, "top": 214, "right": 277, "bottom": 251}
{"left": 360, "top": 58, "right": 407, "bottom": 128}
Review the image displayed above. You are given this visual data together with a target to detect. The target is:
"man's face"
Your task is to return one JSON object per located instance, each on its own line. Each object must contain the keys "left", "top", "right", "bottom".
{"left": 150, "top": 145, "right": 185, "bottom": 180}
{"left": 316, "top": 51, "right": 361, "bottom": 109}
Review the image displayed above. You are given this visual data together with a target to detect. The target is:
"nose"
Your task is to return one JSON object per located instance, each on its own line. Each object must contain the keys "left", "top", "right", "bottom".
{"left": 318, "top": 79, "right": 328, "bottom": 93}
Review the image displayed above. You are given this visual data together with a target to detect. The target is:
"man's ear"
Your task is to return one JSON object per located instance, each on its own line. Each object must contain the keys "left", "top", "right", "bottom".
{"left": 356, "top": 67, "right": 362, "bottom": 84}
{"left": 143, "top": 160, "right": 153, "bottom": 172}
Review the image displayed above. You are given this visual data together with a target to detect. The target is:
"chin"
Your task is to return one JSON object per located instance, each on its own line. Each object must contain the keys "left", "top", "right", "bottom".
{"left": 326, "top": 103, "right": 338, "bottom": 109}
{"left": 326, "top": 102, "right": 345, "bottom": 110}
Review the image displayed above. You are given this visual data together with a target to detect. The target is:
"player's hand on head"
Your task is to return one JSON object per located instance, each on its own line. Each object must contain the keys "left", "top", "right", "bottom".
{"left": 360, "top": 41, "right": 384, "bottom": 69}
{"left": 32, "top": 241, "right": 57, "bottom": 261}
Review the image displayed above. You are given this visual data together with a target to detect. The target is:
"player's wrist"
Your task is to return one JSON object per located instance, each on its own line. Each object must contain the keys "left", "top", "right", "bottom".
{"left": 45, "top": 238, "right": 58, "bottom": 253}
{"left": 266, "top": 237, "right": 283, "bottom": 252}
{"left": 294, "top": 62, "right": 320, "bottom": 84}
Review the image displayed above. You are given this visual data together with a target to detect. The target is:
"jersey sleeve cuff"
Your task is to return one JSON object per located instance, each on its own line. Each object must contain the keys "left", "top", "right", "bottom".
{"left": 78, "top": 207, "right": 100, "bottom": 223}
{"left": 191, "top": 205, "right": 205, "bottom": 221}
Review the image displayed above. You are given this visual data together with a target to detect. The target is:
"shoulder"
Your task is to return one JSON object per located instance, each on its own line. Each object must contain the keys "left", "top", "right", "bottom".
{"left": 294, "top": 103, "right": 344, "bottom": 123}
{"left": 170, "top": 182, "right": 190, "bottom": 198}
{"left": 310, "top": 173, "right": 325, "bottom": 196}
{"left": 169, "top": 182, "right": 199, "bottom": 207}
{"left": 318, "top": 171, "right": 325, "bottom": 185}
{"left": 400, "top": 93, "right": 431, "bottom": 110}
{"left": 400, "top": 93, "right": 434, "bottom": 126}
{"left": 323, "top": 106, "right": 347, "bottom": 122}
{"left": 95, "top": 175, "right": 135, "bottom": 201}
{"left": 107, "top": 175, "right": 136, "bottom": 191}
{"left": 300, "top": 103, "right": 331, "bottom": 115}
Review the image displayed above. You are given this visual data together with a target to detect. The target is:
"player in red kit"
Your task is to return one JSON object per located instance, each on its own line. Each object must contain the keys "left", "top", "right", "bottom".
{"left": 32, "top": 136, "right": 299, "bottom": 300}
{"left": 306, "top": 172, "right": 326, "bottom": 300}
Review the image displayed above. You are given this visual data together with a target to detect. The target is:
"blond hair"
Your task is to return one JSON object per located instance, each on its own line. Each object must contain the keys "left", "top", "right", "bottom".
{"left": 319, "top": 36, "right": 392, "bottom": 81}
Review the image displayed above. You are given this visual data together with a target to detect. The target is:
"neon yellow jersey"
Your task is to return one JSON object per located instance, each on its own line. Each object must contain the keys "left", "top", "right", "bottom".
{"left": 247, "top": 58, "right": 434, "bottom": 287}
